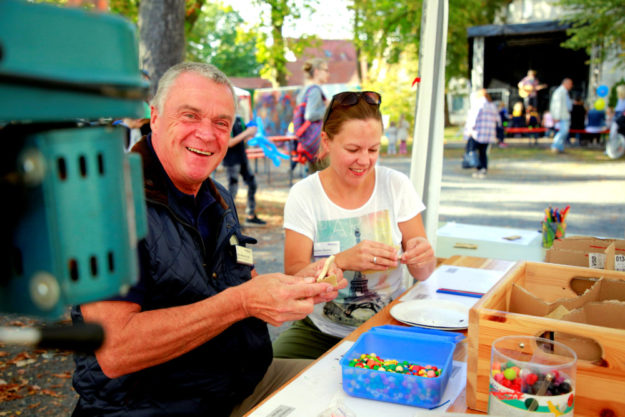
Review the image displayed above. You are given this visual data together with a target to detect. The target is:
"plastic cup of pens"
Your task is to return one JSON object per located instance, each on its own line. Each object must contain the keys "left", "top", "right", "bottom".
{"left": 542, "top": 206, "right": 569, "bottom": 248}
{"left": 488, "top": 335, "right": 577, "bottom": 417}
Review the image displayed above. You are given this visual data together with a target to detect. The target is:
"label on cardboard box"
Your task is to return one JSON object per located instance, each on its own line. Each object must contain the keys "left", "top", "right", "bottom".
{"left": 616, "top": 254, "right": 625, "bottom": 271}
{"left": 588, "top": 252, "right": 606, "bottom": 269}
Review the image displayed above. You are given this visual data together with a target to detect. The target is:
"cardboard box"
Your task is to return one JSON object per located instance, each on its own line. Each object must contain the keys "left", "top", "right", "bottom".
{"left": 545, "top": 236, "right": 625, "bottom": 271}
{"left": 340, "top": 325, "right": 463, "bottom": 408}
{"left": 467, "top": 261, "right": 625, "bottom": 416}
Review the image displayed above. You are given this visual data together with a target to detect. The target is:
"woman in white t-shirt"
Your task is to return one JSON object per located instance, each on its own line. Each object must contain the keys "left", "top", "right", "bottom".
{"left": 273, "top": 91, "right": 436, "bottom": 359}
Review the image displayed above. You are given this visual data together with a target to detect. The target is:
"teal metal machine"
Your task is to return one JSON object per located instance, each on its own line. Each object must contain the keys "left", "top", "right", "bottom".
{"left": 0, "top": 0, "right": 148, "bottom": 331}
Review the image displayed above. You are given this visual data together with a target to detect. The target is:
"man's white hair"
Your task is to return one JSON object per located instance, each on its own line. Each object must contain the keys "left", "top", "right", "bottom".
{"left": 151, "top": 62, "right": 235, "bottom": 113}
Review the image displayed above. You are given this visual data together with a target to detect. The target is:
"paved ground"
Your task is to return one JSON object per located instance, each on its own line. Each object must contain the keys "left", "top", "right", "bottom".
{"left": 1, "top": 139, "right": 623, "bottom": 415}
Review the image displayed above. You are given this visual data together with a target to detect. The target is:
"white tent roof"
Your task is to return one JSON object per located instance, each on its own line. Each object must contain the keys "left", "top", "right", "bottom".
{"left": 234, "top": 86, "right": 251, "bottom": 97}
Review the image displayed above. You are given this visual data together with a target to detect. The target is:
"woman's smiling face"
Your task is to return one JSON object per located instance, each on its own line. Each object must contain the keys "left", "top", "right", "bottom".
{"left": 323, "top": 118, "right": 382, "bottom": 184}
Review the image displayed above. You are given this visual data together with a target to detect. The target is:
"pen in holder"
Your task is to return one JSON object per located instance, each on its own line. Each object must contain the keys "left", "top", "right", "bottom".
{"left": 542, "top": 205, "right": 569, "bottom": 248}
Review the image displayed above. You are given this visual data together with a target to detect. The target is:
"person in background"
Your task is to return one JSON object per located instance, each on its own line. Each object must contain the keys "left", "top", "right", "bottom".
{"left": 510, "top": 101, "right": 526, "bottom": 128}
{"left": 495, "top": 101, "right": 508, "bottom": 148}
{"left": 606, "top": 85, "right": 625, "bottom": 155}
{"left": 385, "top": 120, "right": 398, "bottom": 155}
{"left": 615, "top": 84, "right": 625, "bottom": 115}
{"left": 605, "top": 107, "right": 615, "bottom": 126}
{"left": 293, "top": 58, "right": 329, "bottom": 173}
{"left": 114, "top": 101, "right": 151, "bottom": 151}
{"left": 272, "top": 91, "right": 436, "bottom": 360}
{"left": 586, "top": 101, "right": 607, "bottom": 145}
{"left": 569, "top": 94, "right": 586, "bottom": 146}
{"left": 223, "top": 113, "right": 266, "bottom": 226}
{"left": 71, "top": 62, "right": 346, "bottom": 417}
{"left": 517, "top": 69, "right": 546, "bottom": 109}
{"left": 542, "top": 109, "right": 555, "bottom": 138}
{"left": 114, "top": 69, "right": 152, "bottom": 150}
{"left": 464, "top": 89, "right": 499, "bottom": 179}
{"left": 549, "top": 78, "right": 573, "bottom": 154}
{"left": 525, "top": 104, "right": 541, "bottom": 144}
{"left": 397, "top": 114, "right": 410, "bottom": 154}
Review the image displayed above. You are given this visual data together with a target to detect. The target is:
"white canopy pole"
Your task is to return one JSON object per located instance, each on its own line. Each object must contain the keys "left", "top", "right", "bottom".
{"left": 409, "top": 0, "right": 449, "bottom": 251}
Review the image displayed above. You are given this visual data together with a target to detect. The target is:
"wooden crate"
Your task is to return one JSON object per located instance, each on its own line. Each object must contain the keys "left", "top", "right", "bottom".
{"left": 466, "top": 261, "right": 625, "bottom": 416}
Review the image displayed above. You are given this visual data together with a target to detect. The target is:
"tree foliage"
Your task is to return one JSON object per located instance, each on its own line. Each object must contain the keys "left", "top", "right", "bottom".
{"left": 351, "top": 0, "right": 508, "bottom": 84}
{"left": 364, "top": 45, "right": 419, "bottom": 129}
{"left": 186, "top": 3, "right": 261, "bottom": 77}
{"left": 253, "top": 0, "right": 319, "bottom": 86}
{"left": 351, "top": 0, "right": 508, "bottom": 126}
{"left": 557, "top": 0, "right": 625, "bottom": 67}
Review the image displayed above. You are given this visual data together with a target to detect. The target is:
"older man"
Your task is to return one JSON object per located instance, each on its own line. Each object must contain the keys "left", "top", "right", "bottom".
{"left": 71, "top": 62, "right": 345, "bottom": 417}
{"left": 549, "top": 78, "right": 573, "bottom": 153}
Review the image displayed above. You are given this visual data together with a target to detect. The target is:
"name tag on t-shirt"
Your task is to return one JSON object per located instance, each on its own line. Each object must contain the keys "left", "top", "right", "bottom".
{"left": 314, "top": 241, "right": 340, "bottom": 257}
{"left": 235, "top": 246, "right": 254, "bottom": 266}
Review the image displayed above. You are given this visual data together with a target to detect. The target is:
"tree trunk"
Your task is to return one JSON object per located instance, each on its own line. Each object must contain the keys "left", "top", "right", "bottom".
{"left": 138, "top": 0, "right": 186, "bottom": 95}
{"left": 273, "top": 23, "right": 288, "bottom": 86}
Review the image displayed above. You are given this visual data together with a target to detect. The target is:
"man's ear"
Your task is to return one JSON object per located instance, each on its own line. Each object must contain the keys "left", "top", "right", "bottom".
{"left": 150, "top": 105, "right": 158, "bottom": 130}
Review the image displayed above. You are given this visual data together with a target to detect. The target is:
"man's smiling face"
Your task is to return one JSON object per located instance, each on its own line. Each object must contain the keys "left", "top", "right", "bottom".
{"left": 150, "top": 71, "right": 235, "bottom": 195}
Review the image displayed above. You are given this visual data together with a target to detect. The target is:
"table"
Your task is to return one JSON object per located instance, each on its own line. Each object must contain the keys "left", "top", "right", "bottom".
{"left": 269, "top": 135, "right": 300, "bottom": 186}
{"left": 436, "top": 223, "right": 545, "bottom": 263}
{"left": 245, "top": 255, "right": 516, "bottom": 416}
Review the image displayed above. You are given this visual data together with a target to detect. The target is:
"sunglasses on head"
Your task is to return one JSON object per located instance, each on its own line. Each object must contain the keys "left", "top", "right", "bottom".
{"left": 322, "top": 91, "right": 382, "bottom": 127}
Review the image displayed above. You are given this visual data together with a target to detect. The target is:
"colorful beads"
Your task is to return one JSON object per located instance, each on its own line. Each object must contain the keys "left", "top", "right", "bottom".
{"left": 503, "top": 367, "right": 517, "bottom": 380}
{"left": 348, "top": 353, "right": 442, "bottom": 378}
{"left": 491, "top": 361, "right": 573, "bottom": 396}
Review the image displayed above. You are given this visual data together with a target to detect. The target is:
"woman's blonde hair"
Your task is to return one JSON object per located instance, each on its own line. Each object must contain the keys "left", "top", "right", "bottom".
{"left": 302, "top": 58, "right": 327, "bottom": 80}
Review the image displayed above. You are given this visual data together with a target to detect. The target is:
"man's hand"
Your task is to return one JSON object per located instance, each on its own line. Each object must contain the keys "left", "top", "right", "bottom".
{"left": 237, "top": 273, "right": 341, "bottom": 326}
{"left": 294, "top": 258, "right": 347, "bottom": 303}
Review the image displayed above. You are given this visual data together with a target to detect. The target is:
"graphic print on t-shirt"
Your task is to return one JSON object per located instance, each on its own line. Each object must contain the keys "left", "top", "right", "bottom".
{"left": 316, "top": 210, "right": 399, "bottom": 326}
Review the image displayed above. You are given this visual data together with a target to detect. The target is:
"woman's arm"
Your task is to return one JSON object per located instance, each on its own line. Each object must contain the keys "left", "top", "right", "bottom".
{"left": 398, "top": 214, "right": 436, "bottom": 281}
{"left": 284, "top": 229, "right": 315, "bottom": 275}
{"left": 285, "top": 227, "right": 398, "bottom": 276}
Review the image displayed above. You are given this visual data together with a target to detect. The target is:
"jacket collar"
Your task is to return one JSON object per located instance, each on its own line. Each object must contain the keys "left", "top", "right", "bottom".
{"left": 131, "top": 135, "right": 228, "bottom": 210}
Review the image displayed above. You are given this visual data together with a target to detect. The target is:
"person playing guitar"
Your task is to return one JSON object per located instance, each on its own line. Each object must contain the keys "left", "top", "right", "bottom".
{"left": 518, "top": 69, "right": 547, "bottom": 108}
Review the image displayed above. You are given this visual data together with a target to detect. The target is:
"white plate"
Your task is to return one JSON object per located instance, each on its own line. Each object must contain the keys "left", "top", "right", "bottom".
{"left": 390, "top": 299, "right": 470, "bottom": 329}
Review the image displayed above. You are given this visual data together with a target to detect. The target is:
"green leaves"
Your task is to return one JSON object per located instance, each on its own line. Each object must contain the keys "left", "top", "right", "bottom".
{"left": 557, "top": 0, "right": 625, "bottom": 67}
{"left": 186, "top": 2, "right": 262, "bottom": 77}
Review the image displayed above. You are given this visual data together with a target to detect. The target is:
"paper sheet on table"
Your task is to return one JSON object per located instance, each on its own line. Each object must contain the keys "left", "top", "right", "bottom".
{"left": 437, "top": 222, "right": 539, "bottom": 246}
{"left": 248, "top": 341, "right": 466, "bottom": 417}
{"left": 399, "top": 265, "right": 511, "bottom": 308}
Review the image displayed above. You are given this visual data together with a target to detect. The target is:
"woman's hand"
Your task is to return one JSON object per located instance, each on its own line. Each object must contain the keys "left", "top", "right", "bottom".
{"left": 335, "top": 240, "right": 399, "bottom": 272}
{"left": 400, "top": 236, "right": 436, "bottom": 281}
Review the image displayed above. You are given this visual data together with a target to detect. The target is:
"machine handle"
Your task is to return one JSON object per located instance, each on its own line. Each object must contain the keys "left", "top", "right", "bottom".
{"left": 0, "top": 322, "right": 104, "bottom": 353}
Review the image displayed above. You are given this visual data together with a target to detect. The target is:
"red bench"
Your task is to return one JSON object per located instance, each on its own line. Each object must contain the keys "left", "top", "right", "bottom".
{"left": 504, "top": 127, "right": 547, "bottom": 145}
{"left": 505, "top": 127, "right": 547, "bottom": 135}
{"left": 568, "top": 128, "right": 610, "bottom": 145}
{"left": 568, "top": 129, "right": 609, "bottom": 135}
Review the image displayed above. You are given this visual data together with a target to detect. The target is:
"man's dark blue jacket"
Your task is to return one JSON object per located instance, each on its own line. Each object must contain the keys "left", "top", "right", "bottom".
{"left": 71, "top": 137, "right": 272, "bottom": 416}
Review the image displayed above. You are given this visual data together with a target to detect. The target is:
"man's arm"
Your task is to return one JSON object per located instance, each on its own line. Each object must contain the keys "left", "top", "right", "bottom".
{"left": 228, "top": 126, "right": 258, "bottom": 148}
{"left": 82, "top": 273, "right": 334, "bottom": 379}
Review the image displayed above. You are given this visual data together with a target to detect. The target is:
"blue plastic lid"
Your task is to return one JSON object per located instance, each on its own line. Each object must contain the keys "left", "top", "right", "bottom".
{"left": 369, "top": 325, "right": 465, "bottom": 345}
